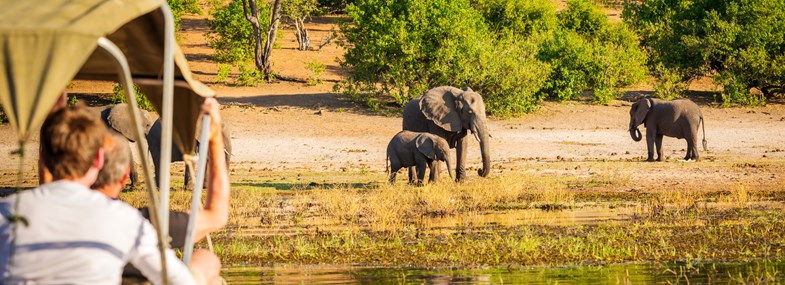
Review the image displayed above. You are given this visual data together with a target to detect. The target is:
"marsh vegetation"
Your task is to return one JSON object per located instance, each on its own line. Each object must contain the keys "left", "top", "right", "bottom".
{"left": 111, "top": 159, "right": 785, "bottom": 269}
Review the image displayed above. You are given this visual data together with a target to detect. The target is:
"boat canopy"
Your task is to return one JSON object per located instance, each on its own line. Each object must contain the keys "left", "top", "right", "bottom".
{"left": 0, "top": 0, "right": 214, "bottom": 154}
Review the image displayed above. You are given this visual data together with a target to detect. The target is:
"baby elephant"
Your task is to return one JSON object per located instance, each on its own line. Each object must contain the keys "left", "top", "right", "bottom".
{"left": 629, "top": 97, "right": 707, "bottom": 161}
{"left": 386, "top": 131, "right": 453, "bottom": 185}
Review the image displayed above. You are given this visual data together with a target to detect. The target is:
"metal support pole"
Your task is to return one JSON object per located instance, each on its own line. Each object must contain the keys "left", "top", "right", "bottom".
{"left": 182, "top": 115, "right": 211, "bottom": 265}
{"left": 96, "top": 37, "right": 169, "bottom": 285}
{"left": 159, "top": 3, "right": 176, "bottom": 246}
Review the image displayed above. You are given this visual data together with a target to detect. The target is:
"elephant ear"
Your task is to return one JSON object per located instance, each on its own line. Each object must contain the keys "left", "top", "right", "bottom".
{"left": 419, "top": 86, "right": 463, "bottom": 132}
{"left": 415, "top": 134, "right": 437, "bottom": 161}
{"left": 633, "top": 99, "right": 651, "bottom": 126}
{"left": 106, "top": 104, "right": 139, "bottom": 142}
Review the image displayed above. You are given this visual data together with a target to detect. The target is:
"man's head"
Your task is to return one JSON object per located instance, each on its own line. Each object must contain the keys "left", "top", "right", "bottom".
{"left": 40, "top": 106, "right": 108, "bottom": 182}
{"left": 92, "top": 134, "right": 131, "bottom": 197}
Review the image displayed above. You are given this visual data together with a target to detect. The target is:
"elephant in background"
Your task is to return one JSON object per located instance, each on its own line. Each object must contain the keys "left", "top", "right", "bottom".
{"left": 629, "top": 97, "right": 707, "bottom": 161}
{"left": 403, "top": 86, "right": 491, "bottom": 181}
{"left": 89, "top": 104, "right": 155, "bottom": 186}
{"left": 386, "top": 131, "right": 454, "bottom": 185}
{"left": 146, "top": 118, "right": 232, "bottom": 189}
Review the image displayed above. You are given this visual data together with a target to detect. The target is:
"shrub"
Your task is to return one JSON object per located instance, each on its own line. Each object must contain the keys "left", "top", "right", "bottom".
{"left": 339, "top": 0, "right": 555, "bottom": 114}
{"left": 625, "top": 0, "right": 785, "bottom": 105}
{"left": 208, "top": 0, "right": 270, "bottom": 63}
{"left": 474, "top": 34, "right": 552, "bottom": 115}
{"left": 338, "top": 0, "right": 646, "bottom": 113}
{"left": 537, "top": 0, "right": 646, "bottom": 103}
{"left": 236, "top": 64, "right": 262, "bottom": 86}
{"left": 652, "top": 64, "right": 686, "bottom": 100}
{"left": 216, "top": 63, "right": 232, "bottom": 83}
{"left": 0, "top": 105, "right": 7, "bottom": 125}
{"left": 306, "top": 61, "right": 326, "bottom": 85}
{"left": 168, "top": 0, "right": 201, "bottom": 30}
{"left": 474, "top": 0, "right": 558, "bottom": 37}
{"left": 111, "top": 83, "right": 156, "bottom": 112}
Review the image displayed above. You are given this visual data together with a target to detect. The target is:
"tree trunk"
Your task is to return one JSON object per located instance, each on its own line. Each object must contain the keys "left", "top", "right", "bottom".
{"left": 241, "top": 0, "right": 264, "bottom": 73}
{"left": 262, "top": 0, "right": 283, "bottom": 80}
{"left": 296, "top": 18, "right": 310, "bottom": 51}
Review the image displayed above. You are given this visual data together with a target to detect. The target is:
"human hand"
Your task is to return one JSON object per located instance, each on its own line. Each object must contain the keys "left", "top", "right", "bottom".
{"left": 201, "top": 98, "right": 223, "bottom": 143}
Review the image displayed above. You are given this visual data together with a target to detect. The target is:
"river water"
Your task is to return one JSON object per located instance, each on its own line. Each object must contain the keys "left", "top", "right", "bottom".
{"left": 223, "top": 260, "right": 784, "bottom": 284}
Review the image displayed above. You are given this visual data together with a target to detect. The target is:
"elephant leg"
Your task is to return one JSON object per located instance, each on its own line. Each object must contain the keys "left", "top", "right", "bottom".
{"left": 645, "top": 129, "right": 656, "bottom": 162}
{"left": 128, "top": 155, "right": 138, "bottom": 187}
{"left": 184, "top": 163, "right": 194, "bottom": 190}
{"left": 389, "top": 160, "right": 402, "bottom": 184}
{"left": 428, "top": 160, "right": 439, "bottom": 183}
{"left": 655, "top": 134, "right": 664, "bottom": 161}
{"left": 685, "top": 137, "right": 697, "bottom": 161}
{"left": 455, "top": 136, "right": 468, "bottom": 181}
{"left": 407, "top": 167, "right": 416, "bottom": 185}
{"left": 415, "top": 160, "right": 427, "bottom": 186}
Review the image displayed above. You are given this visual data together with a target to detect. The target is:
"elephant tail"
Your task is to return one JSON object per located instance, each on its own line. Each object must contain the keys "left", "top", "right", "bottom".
{"left": 701, "top": 116, "right": 707, "bottom": 151}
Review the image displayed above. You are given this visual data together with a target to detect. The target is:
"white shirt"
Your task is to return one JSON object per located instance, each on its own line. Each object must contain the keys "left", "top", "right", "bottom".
{"left": 0, "top": 181, "right": 195, "bottom": 285}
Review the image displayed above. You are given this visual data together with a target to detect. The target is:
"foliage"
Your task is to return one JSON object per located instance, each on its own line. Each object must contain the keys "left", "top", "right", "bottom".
{"left": 307, "top": 61, "right": 327, "bottom": 85}
{"left": 473, "top": 0, "right": 557, "bottom": 37}
{"left": 471, "top": 34, "right": 551, "bottom": 115}
{"left": 537, "top": 0, "right": 647, "bottom": 104}
{"left": 652, "top": 64, "right": 686, "bottom": 100}
{"left": 283, "top": 0, "right": 320, "bottom": 21}
{"left": 208, "top": 0, "right": 271, "bottom": 63}
{"left": 0, "top": 104, "right": 7, "bottom": 125}
{"left": 316, "top": 0, "right": 354, "bottom": 14}
{"left": 624, "top": 0, "right": 785, "bottom": 105}
{"left": 67, "top": 94, "right": 79, "bottom": 106}
{"left": 167, "top": 0, "right": 202, "bottom": 30}
{"left": 216, "top": 63, "right": 232, "bottom": 83}
{"left": 338, "top": 0, "right": 646, "bottom": 114}
{"left": 111, "top": 83, "right": 156, "bottom": 112}
{"left": 236, "top": 64, "right": 263, "bottom": 86}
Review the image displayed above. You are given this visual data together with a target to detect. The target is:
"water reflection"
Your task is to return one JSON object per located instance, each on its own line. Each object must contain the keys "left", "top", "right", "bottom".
{"left": 223, "top": 260, "right": 784, "bottom": 284}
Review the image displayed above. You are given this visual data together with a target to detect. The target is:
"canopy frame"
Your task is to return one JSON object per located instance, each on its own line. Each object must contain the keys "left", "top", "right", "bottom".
{"left": 95, "top": 36, "right": 170, "bottom": 284}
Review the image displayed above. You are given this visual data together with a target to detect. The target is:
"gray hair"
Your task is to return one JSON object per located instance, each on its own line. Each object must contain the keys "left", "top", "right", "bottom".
{"left": 92, "top": 134, "right": 131, "bottom": 189}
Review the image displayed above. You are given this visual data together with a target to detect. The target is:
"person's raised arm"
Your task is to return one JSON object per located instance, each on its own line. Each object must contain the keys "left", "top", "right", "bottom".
{"left": 194, "top": 98, "right": 230, "bottom": 239}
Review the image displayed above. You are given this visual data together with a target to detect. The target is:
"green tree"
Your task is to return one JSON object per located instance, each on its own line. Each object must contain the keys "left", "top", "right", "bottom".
{"left": 625, "top": 0, "right": 785, "bottom": 105}
{"left": 284, "top": 0, "right": 320, "bottom": 50}
{"left": 167, "top": 0, "right": 201, "bottom": 30}
{"left": 208, "top": 0, "right": 267, "bottom": 63}
{"left": 537, "top": 0, "right": 647, "bottom": 103}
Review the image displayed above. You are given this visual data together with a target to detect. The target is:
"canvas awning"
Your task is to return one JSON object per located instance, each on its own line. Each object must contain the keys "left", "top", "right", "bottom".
{"left": 0, "top": 0, "right": 214, "bottom": 155}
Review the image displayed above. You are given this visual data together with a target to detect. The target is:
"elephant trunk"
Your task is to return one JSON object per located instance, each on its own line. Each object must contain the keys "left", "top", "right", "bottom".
{"left": 475, "top": 117, "right": 491, "bottom": 177}
{"left": 629, "top": 122, "right": 642, "bottom": 142}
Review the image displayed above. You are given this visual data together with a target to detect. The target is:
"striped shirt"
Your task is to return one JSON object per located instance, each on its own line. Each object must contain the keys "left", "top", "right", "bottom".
{"left": 0, "top": 181, "right": 195, "bottom": 285}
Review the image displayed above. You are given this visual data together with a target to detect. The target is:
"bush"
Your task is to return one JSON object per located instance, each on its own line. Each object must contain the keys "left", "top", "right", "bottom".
{"left": 338, "top": 0, "right": 646, "bottom": 114}
{"left": 236, "top": 64, "right": 262, "bottom": 86}
{"left": 652, "top": 64, "right": 686, "bottom": 100}
{"left": 339, "top": 0, "right": 555, "bottom": 115}
{"left": 537, "top": 0, "right": 647, "bottom": 103}
{"left": 624, "top": 0, "right": 785, "bottom": 105}
{"left": 216, "top": 63, "right": 232, "bottom": 83}
{"left": 111, "top": 83, "right": 156, "bottom": 112}
{"left": 0, "top": 104, "right": 7, "bottom": 125}
{"left": 473, "top": 0, "right": 557, "bottom": 37}
{"left": 306, "top": 61, "right": 327, "bottom": 85}
{"left": 208, "top": 0, "right": 270, "bottom": 63}
{"left": 167, "top": 0, "right": 201, "bottom": 30}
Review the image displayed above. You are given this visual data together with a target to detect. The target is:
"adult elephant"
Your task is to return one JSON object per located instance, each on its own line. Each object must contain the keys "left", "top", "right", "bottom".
{"left": 402, "top": 86, "right": 491, "bottom": 181}
{"left": 146, "top": 118, "right": 232, "bottom": 189}
{"left": 629, "top": 97, "right": 707, "bottom": 161}
{"left": 89, "top": 104, "right": 155, "bottom": 186}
